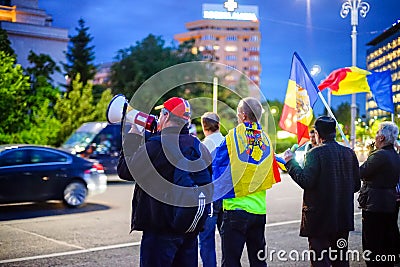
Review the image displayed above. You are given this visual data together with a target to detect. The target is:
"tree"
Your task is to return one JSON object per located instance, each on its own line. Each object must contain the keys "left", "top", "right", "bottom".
{"left": 0, "top": 51, "right": 31, "bottom": 141}
{"left": 26, "top": 51, "right": 61, "bottom": 109}
{"left": 54, "top": 74, "right": 113, "bottom": 145}
{"left": 63, "top": 18, "right": 96, "bottom": 91}
{"left": 0, "top": 28, "right": 16, "bottom": 58}
{"left": 27, "top": 50, "right": 61, "bottom": 84}
{"left": 333, "top": 102, "right": 352, "bottom": 136}
{"left": 110, "top": 34, "right": 200, "bottom": 100}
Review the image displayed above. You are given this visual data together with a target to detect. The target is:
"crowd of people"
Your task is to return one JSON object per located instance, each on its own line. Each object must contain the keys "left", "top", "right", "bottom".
{"left": 117, "top": 96, "right": 400, "bottom": 267}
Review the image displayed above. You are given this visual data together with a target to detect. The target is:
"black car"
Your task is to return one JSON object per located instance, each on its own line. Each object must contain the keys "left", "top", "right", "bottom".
{"left": 0, "top": 145, "right": 107, "bottom": 207}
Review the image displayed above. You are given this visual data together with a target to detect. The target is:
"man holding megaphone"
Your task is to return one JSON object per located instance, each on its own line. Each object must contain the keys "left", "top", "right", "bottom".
{"left": 115, "top": 96, "right": 213, "bottom": 267}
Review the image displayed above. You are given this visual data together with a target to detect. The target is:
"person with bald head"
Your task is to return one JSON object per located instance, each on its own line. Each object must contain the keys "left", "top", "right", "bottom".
{"left": 213, "top": 97, "right": 278, "bottom": 267}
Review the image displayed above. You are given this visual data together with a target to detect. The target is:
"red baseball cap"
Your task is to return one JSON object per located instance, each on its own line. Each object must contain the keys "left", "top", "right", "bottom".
{"left": 155, "top": 97, "right": 191, "bottom": 120}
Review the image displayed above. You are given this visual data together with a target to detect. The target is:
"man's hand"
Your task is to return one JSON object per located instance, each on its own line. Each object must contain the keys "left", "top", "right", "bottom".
{"left": 283, "top": 149, "right": 294, "bottom": 162}
{"left": 128, "top": 124, "right": 144, "bottom": 136}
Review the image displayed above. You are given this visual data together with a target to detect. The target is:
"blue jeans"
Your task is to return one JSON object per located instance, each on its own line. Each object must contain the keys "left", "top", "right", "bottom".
{"left": 140, "top": 231, "right": 198, "bottom": 267}
{"left": 199, "top": 215, "right": 218, "bottom": 267}
{"left": 221, "top": 210, "right": 267, "bottom": 267}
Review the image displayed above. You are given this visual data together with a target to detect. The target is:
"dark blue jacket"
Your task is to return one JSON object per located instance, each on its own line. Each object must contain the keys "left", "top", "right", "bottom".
{"left": 117, "top": 126, "right": 212, "bottom": 234}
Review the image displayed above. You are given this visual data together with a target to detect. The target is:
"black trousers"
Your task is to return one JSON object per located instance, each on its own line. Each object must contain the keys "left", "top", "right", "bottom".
{"left": 362, "top": 210, "right": 400, "bottom": 267}
{"left": 221, "top": 210, "right": 267, "bottom": 267}
{"left": 308, "top": 232, "right": 350, "bottom": 267}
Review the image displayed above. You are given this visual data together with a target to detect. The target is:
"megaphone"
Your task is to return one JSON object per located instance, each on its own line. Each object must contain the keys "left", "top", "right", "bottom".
{"left": 106, "top": 94, "right": 157, "bottom": 132}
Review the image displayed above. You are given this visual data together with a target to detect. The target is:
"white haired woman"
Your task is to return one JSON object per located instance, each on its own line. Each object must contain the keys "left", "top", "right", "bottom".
{"left": 358, "top": 121, "right": 400, "bottom": 266}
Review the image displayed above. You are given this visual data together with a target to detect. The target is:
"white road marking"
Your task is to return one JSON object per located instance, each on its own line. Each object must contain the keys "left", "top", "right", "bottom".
{"left": 0, "top": 242, "right": 141, "bottom": 264}
{"left": 0, "top": 212, "right": 363, "bottom": 264}
{"left": 266, "top": 212, "right": 361, "bottom": 228}
{"left": 5, "top": 225, "right": 85, "bottom": 250}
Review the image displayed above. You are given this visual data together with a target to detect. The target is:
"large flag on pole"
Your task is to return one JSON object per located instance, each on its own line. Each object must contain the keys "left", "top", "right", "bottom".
{"left": 318, "top": 67, "right": 393, "bottom": 113}
{"left": 367, "top": 70, "right": 394, "bottom": 113}
{"left": 279, "top": 52, "right": 319, "bottom": 146}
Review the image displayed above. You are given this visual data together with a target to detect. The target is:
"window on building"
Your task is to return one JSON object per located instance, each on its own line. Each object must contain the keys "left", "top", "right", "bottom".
{"left": 250, "top": 66, "right": 259, "bottom": 71}
{"left": 249, "top": 56, "right": 259, "bottom": 61}
{"left": 250, "top": 75, "right": 259, "bottom": 81}
{"left": 226, "top": 55, "right": 237, "bottom": 61}
{"left": 225, "top": 65, "right": 237, "bottom": 70}
{"left": 250, "top": 35, "right": 259, "bottom": 42}
{"left": 225, "top": 75, "right": 236, "bottom": 81}
{"left": 201, "top": 35, "right": 215, "bottom": 41}
{"left": 225, "top": 45, "right": 238, "bottom": 52}
{"left": 202, "top": 54, "right": 213, "bottom": 60}
{"left": 226, "top": 36, "right": 238, "bottom": 41}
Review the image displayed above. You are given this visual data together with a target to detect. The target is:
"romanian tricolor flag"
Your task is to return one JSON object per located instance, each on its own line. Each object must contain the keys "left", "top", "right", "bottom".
{"left": 318, "top": 67, "right": 393, "bottom": 113}
{"left": 279, "top": 53, "right": 319, "bottom": 146}
{"left": 212, "top": 122, "right": 281, "bottom": 200}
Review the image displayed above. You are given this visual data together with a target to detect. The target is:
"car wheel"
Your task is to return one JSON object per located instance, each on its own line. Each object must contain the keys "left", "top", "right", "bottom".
{"left": 63, "top": 181, "right": 87, "bottom": 208}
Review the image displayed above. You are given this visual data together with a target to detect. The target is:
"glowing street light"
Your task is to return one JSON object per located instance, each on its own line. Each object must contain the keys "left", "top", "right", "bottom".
{"left": 310, "top": 64, "right": 321, "bottom": 77}
{"left": 340, "top": 0, "right": 370, "bottom": 149}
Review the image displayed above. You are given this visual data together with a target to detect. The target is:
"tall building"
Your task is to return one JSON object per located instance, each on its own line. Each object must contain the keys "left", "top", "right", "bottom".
{"left": 174, "top": 1, "right": 261, "bottom": 99}
{"left": 365, "top": 20, "right": 400, "bottom": 119}
{"left": 0, "top": 0, "right": 68, "bottom": 86}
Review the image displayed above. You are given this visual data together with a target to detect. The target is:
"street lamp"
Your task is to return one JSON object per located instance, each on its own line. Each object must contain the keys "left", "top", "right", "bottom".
{"left": 340, "top": 0, "right": 370, "bottom": 149}
{"left": 311, "top": 64, "right": 331, "bottom": 109}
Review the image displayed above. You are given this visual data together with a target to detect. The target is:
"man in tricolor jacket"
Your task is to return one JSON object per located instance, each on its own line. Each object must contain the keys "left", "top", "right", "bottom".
{"left": 212, "top": 97, "right": 281, "bottom": 267}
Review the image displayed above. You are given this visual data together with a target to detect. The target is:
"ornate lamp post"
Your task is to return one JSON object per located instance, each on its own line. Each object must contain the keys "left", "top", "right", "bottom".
{"left": 340, "top": 0, "right": 370, "bottom": 148}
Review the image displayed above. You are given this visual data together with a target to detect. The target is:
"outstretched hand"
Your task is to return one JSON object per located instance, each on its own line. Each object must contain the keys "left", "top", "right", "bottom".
{"left": 283, "top": 149, "right": 294, "bottom": 162}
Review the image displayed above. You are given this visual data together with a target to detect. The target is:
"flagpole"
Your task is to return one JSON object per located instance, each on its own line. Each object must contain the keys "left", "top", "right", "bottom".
{"left": 213, "top": 77, "right": 218, "bottom": 113}
{"left": 317, "top": 92, "right": 350, "bottom": 147}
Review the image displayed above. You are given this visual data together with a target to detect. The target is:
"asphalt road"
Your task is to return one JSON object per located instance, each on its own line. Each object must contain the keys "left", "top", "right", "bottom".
{"left": 0, "top": 173, "right": 383, "bottom": 266}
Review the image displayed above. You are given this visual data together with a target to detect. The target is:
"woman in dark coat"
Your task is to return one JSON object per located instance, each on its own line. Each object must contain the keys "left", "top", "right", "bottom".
{"left": 358, "top": 121, "right": 400, "bottom": 267}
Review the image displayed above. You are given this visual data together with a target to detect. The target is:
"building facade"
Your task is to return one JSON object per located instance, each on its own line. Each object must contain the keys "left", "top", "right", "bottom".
{"left": 174, "top": 2, "right": 261, "bottom": 99}
{"left": 0, "top": 0, "right": 68, "bottom": 86}
{"left": 366, "top": 20, "right": 400, "bottom": 119}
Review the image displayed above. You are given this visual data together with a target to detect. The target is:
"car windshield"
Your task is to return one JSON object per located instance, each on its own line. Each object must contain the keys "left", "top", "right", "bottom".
{"left": 63, "top": 132, "right": 98, "bottom": 147}
{"left": 62, "top": 122, "right": 108, "bottom": 148}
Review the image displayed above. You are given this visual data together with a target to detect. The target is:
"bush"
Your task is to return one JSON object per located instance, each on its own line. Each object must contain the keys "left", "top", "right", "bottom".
{"left": 275, "top": 137, "right": 296, "bottom": 154}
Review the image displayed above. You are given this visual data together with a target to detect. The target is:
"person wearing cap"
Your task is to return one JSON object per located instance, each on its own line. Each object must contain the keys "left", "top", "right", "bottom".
{"left": 117, "top": 97, "right": 212, "bottom": 267}
{"left": 283, "top": 116, "right": 360, "bottom": 267}
{"left": 358, "top": 121, "right": 400, "bottom": 266}
{"left": 199, "top": 112, "right": 225, "bottom": 267}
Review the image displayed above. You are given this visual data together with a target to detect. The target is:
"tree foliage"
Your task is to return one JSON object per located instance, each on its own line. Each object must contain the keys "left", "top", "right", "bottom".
{"left": 0, "top": 28, "right": 16, "bottom": 58}
{"left": 53, "top": 74, "right": 113, "bottom": 145}
{"left": 333, "top": 102, "right": 352, "bottom": 135}
{"left": 27, "top": 50, "right": 61, "bottom": 84}
{"left": 63, "top": 18, "right": 96, "bottom": 91}
{"left": 110, "top": 35, "right": 200, "bottom": 100}
{"left": 0, "top": 51, "right": 31, "bottom": 137}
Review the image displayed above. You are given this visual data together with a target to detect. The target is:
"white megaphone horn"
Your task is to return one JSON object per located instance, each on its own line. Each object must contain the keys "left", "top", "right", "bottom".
{"left": 106, "top": 94, "right": 157, "bottom": 132}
